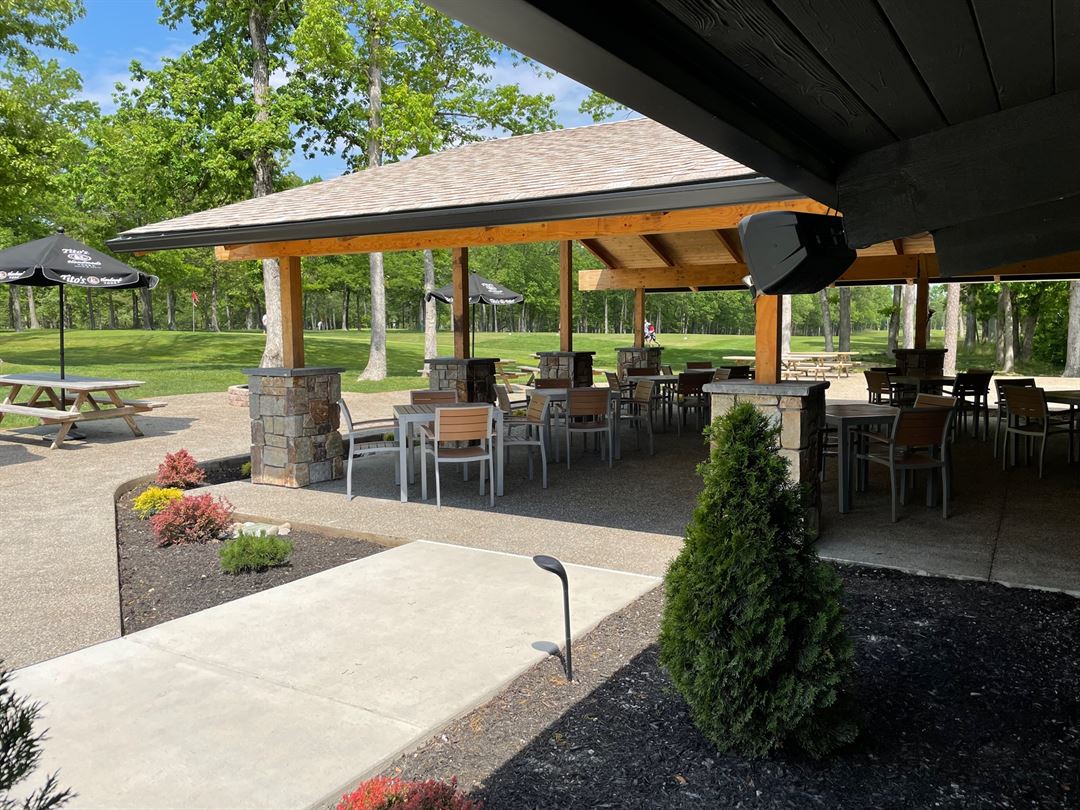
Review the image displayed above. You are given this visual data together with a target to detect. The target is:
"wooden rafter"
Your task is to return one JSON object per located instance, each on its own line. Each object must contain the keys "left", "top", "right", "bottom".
{"left": 214, "top": 199, "right": 829, "bottom": 262}
{"left": 579, "top": 263, "right": 747, "bottom": 291}
{"left": 639, "top": 234, "right": 675, "bottom": 266}
{"left": 892, "top": 238, "right": 905, "bottom": 255}
{"left": 714, "top": 229, "right": 743, "bottom": 263}
{"left": 579, "top": 238, "right": 618, "bottom": 268}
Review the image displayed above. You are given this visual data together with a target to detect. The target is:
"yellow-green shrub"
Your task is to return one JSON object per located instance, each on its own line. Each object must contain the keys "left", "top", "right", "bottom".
{"left": 133, "top": 486, "right": 184, "bottom": 520}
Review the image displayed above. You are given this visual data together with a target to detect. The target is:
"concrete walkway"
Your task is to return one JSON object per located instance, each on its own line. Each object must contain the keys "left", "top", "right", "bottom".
{"left": 14, "top": 541, "right": 658, "bottom": 810}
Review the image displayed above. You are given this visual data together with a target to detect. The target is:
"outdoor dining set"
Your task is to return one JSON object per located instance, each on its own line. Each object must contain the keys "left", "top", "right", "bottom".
{"left": 338, "top": 361, "right": 749, "bottom": 509}
{"left": 826, "top": 365, "right": 1080, "bottom": 522}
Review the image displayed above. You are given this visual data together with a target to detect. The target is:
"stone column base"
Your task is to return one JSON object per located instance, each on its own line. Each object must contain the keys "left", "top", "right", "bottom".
{"left": 704, "top": 379, "right": 829, "bottom": 539}
{"left": 244, "top": 367, "right": 346, "bottom": 488}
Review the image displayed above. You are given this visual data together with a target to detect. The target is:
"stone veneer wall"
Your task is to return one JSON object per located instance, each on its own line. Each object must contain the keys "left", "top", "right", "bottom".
{"left": 424, "top": 357, "right": 498, "bottom": 402}
{"left": 893, "top": 348, "right": 947, "bottom": 376}
{"left": 705, "top": 380, "right": 828, "bottom": 538}
{"left": 245, "top": 367, "right": 345, "bottom": 488}
{"left": 537, "top": 351, "right": 595, "bottom": 386}
{"left": 616, "top": 346, "right": 663, "bottom": 378}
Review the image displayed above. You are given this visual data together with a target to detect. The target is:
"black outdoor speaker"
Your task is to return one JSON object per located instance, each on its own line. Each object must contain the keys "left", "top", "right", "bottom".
{"left": 738, "top": 211, "right": 856, "bottom": 294}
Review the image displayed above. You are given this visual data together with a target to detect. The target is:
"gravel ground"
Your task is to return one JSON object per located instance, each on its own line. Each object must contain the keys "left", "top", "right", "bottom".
{"left": 384, "top": 566, "right": 1080, "bottom": 809}
{"left": 116, "top": 481, "right": 387, "bottom": 633}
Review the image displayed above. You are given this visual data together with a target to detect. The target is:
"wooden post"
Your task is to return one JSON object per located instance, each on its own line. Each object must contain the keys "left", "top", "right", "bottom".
{"left": 280, "top": 256, "right": 304, "bottom": 368}
{"left": 754, "top": 294, "right": 782, "bottom": 384}
{"left": 633, "top": 287, "right": 645, "bottom": 347}
{"left": 559, "top": 240, "right": 573, "bottom": 351}
{"left": 452, "top": 247, "right": 470, "bottom": 359}
{"left": 914, "top": 255, "right": 930, "bottom": 349}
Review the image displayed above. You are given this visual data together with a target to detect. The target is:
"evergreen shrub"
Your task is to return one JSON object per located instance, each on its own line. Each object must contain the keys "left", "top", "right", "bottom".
{"left": 659, "top": 402, "right": 856, "bottom": 758}
{"left": 219, "top": 533, "right": 293, "bottom": 574}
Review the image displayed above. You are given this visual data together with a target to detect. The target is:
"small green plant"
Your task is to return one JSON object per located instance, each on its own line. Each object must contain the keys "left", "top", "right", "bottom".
{"left": 219, "top": 533, "right": 293, "bottom": 574}
{"left": 659, "top": 402, "right": 856, "bottom": 758}
{"left": 240, "top": 461, "right": 252, "bottom": 477}
{"left": 132, "top": 486, "right": 184, "bottom": 520}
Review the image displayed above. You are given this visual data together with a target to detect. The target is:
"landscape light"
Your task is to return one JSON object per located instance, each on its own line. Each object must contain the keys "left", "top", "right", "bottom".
{"left": 532, "top": 554, "right": 572, "bottom": 682}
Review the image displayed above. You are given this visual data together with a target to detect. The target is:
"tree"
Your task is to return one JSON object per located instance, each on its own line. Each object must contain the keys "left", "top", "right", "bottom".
{"left": 837, "top": 287, "right": 851, "bottom": 352}
{"left": 292, "top": 0, "right": 557, "bottom": 379}
{"left": 660, "top": 404, "right": 856, "bottom": 758}
{"left": 1066, "top": 281, "right": 1080, "bottom": 377}
{"left": 901, "top": 284, "right": 916, "bottom": 349}
{"left": 887, "top": 285, "right": 901, "bottom": 352}
{"left": 818, "top": 289, "right": 834, "bottom": 351}
{"left": 943, "top": 284, "right": 960, "bottom": 375}
{"left": 997, "top": 284, "right": 1015, "bottom": 372}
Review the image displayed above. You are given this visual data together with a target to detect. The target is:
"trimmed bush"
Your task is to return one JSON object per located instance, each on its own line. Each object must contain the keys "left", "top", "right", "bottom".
{"left": 149, "top": 494, "right": 233, "bottom": 547}
{"left": 338, "top": 777, "right": 480, "bottom": 810}
{"left": 132, "top": 486, "right": 184, "bottom": 520}
{"left": 240, "top": 461, "right": 252, "bottom": 478}
{"left": 219, "top": 533, "right": 293, "bottom": 575}
{"left": 659, "top": 402, "right": 856, "bottom": 758}
{"left": 155, "top": 449, "right": 207, "bottom": 489}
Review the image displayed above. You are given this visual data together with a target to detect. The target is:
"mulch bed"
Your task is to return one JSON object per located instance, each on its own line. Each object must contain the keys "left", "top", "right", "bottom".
{"left": 385, "top": 566, "right": 1080, "bottom": 809}
{"left": 116, "top": 468, "right": 386, "bottom": 633}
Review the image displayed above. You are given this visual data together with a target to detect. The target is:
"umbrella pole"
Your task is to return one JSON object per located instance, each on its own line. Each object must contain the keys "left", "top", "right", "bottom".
{"left": 59, "top": 284, "right": 66, "bottom": 404}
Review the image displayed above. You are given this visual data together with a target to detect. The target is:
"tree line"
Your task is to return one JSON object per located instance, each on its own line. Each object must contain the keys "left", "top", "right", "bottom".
{"left": 3, "top": 0, "right": 1080, "bottom": 376}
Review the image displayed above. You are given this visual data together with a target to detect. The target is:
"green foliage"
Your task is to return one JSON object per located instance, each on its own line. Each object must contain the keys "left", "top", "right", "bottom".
{"left": 659, "top": 403, "right": 856, "bottom": 758}
{"left": 0, "top": 661, "right": 74, "bottom": 810}
{"left": 132, "top": 486, "right": 184, "bottom": 519}
{"left": 240, "top": 461, "right": 252, "bottom": 477}
{"left": 219, "top": 532, "right": 293, "bottom": 574}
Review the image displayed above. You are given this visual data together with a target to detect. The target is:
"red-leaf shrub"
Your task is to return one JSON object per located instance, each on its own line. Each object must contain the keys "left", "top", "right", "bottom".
{"left": 155, "top": 448, "right": 207, "bottom": 488}
{"left": 149, "top": 494, "right": 233, "bottom": 547}
{"left": 337, "top": 777, "right": 480, "bottom": 810}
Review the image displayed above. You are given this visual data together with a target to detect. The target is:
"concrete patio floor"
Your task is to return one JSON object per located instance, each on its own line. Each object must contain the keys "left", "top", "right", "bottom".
{"left": 14, "top": 540, "right": 658, "bottom": 810}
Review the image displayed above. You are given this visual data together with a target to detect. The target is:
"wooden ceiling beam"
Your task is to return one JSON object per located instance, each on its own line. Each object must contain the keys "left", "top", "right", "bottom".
{"left": 639, "top": 234, "right": 676, "bottom": 266}
{"left": 714, "top": 229, "right": 744, "bottom": 263}
{"left": 214, "top": 199, "right": 830, "bottom": 262}
{"left": 578, "top": 264, "right": 748, "bottom": 291}
{"left": 579, "top": 238, "right": 618, "bottom": 268}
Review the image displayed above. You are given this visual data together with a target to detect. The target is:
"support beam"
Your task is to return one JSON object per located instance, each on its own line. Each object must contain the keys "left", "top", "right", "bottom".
{"left": 914, "top": 255, "right": 930, "bottom": 349}
{"left": 452, "top": 247, "right": 470, "bottom": 359}
{"left": 633, "top": 288, "right": 645, "bottom": 348}
{"left": 580, "top": 238, "right": 617, "bottom": 268}
{"left": 214, "top": 199, "right": 829, "bottom": 262}
{"left": 559, "top": 240, "right": 573, "bottom": 351}
{"left": 639, "top": 234, "right": 675, "bottom": 265}
{"left": 714, "top": 229, "right": 743, "bottom": 263}
{"left": 754, "top": 294, "right": 782, "bottom": 385}
{"left": 578, "top": 263, "right": 747, "bottom": 291}
{"left": 280, "top": 256, "right": 304, "bottom": 369}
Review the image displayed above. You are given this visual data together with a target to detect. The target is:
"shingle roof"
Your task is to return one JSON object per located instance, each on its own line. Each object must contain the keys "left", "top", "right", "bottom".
{"left": 116, "top": 118, "right": 757, "bottom": 240}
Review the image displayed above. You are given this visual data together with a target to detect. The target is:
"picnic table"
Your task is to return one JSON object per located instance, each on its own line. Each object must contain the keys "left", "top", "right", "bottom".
{"left": 784, "top": 352, "right": 858, "bottom": 379}
{"left": 825, "top": 402, "right": 899, "bottom": 513}
{"left": 0, "top": 372, "right": 165, "bottom": 449}
{"left": 891, "top": 374, "right": 955, "bottom": 394}
{"left": 393, "top": 402, "right": 505, "bottom": 503}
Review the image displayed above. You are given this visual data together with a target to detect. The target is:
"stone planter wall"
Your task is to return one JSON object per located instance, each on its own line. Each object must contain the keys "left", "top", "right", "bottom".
{"left": 227, "top": 384, "right": 250, "bottom": 408}
{"left": 705, "top": 380, "right": 829, "bottom": 538}
{"left": 616, "top": 346, "right": 663, "bottom": 378}
{"left": 424, "top": 357, "right": 498, "bottom": 403}
{"left": 245, "top": 367, "right": 345, "bottom": 488}
{"left": 537, "top": 351, "right": 595, "bottom": 387}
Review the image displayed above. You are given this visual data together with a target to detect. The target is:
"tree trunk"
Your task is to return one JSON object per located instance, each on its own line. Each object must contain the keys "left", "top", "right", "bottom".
{"left": 210, "top": 276, "right": 221, "bottom": 332}
{"left": 964, "top": 307, "right": 976, "bottom": 349}
{"left": 8, "top": 286, "right": 23, "bottom": 331}
{"left": 781, "top": 294, "right": 792, "bottom": 354}
{"left": 838, "top": 287, "right": 851, "bottom": 352}
{"left": 140, "top": 287, "right": 153, "bottom": 329}
{"left": 358, "top": 13, "right": 388, "bottom": 381}
{"left": 249, "top": 5, "right": 283, "bottom": 367}
{"left": 887, "top": 285, "right": 901, "bottom": 352}
{"left": 998, "top": 284, "right": 1015, "bottom": 372}
{"left": 166, "top": 289, "right": 177, "bottom": 330}
{"left": 86, "top": 287, "right": 95, "bottom": 330}
{"left": 1065, "top": 280, "right": 1080, "bottom": 376}
{"left": 26, "top": 286, "right": 39, "bottom": 328}
{"left": 1020, "top": 312, "right": 1037, "bottom": 361}
{"left": 943, "top": 283, "right": 960, "bottom": 375}
{"left": 107, "top": 292, "right": 118, "bottom": 329}
{"left": 901, "top": 284, "right": 916, "bottom": 349}
{"left": 422, "top": 249, "right": 437, "bottom": 361}
{"left": 818, "top": 289, "right": 834, "bottom": 351}
{"left": 342, "top": 287, "right": 349, "bottom": 330}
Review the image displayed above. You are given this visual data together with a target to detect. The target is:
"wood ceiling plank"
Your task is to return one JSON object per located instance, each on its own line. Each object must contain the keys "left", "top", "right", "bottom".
{"left": 773, "top": 0, "right": 945, "bottom": 138}
{"left": 639, "top": 234, "right": 676, "bottom": 265}
{"left": 657, "top": 0, "right": 894, "bottom": 153}
{"left": 216, "top": 199, "right": 830, "bottom": 261}
{"left": 971, "top": 0, "right": 1054, "bottom": 108}
{"left": 877, "top": 0, "right": 999, "bottom": 124}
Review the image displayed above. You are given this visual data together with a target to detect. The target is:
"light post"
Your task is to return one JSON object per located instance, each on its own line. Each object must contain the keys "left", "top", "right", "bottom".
{"left": 533, "top": 554, "right": 572, "bottom": 681}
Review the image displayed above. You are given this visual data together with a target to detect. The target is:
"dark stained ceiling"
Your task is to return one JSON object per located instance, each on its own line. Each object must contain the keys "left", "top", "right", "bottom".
{"left": 430, "top": 0, "right": 1080, "bottom": 276}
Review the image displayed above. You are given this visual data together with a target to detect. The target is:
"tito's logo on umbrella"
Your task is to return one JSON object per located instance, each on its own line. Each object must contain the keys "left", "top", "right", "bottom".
{"left": 61, "top": 247, "right": 102, "bottom": 268}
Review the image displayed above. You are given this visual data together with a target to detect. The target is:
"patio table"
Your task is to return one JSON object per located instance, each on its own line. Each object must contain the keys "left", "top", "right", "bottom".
{"left": 1045, "top": 390, "right": 1080, "bottom": 460}
{"left": 825, "top": 402, "right": 899, "bottom": 513}
{"left": 392, "top": 403, "right": 505, "bottom": 503}
{"left": 0, "top": 372, "right": 163, "bottom": 449}
{"left": 891, "top": 374, "right": 955, "bottom": 394}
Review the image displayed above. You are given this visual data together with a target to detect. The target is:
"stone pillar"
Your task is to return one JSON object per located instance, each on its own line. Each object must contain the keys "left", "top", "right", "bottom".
{"left": 616, "top": 346, "right": 662, "bottom": 378}
{"left": 893, "top": 348, "right": 946, "bottom": 375}
{"left": 245, "top": 367, "right": 345, "bottom": 488}
{"left": 423, "top": 357, "right": 498, "bottom": 402}
{"left": 705, "top": 380, "right": 829, "bottom": 539}
{"left": 537, "top": 351, "right": 595, "bottom": 386}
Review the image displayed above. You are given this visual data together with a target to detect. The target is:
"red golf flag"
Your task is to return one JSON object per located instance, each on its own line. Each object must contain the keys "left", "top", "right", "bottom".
{"left": 191, "top": 290, "right": 200, "bottom": 304}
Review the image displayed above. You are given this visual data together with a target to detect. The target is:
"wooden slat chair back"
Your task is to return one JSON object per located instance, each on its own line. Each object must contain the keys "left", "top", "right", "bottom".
{"left": 433, "top": 406, "right": 492, "bottom": 443}
{"left": 525, "top": 393, "right": 548, "bottom": 424}
{"left": 892, "top": 407, "right": 952, "bottom": 449}
{"left": 677, "top": 371, "right": 710, "bottom": 396}
{"left": 993, "top": 378, "right": 1036, "bottom": 458}
{"left": 419, "top": 405, "right": 495, "bottom": 508}
{"left": 604, "top": 371, "right": 620, "bottom": 388}
{"left": 711, "top": 368, "right": 732, "bottom": 382}
{"left": 626, "top": 367, "right": 657, "bottom": 377}
{"left": 633, "top": 378, "right": 656, "bottom": 406}
{"left": 535, "top": 377, "right": 570, "bottom": 389}
{"left": 661, "top": 365, "right": 674, "bottom": 376}
{"left": 686, "top": 361, "right": 712, "bottom": 369}
{"left": 1004, "top": 385, "right": 1047, "bottom": 421}
{"left": 864, "top": 370, "right": 893, "bottom": 404}
{"left": 1000, "top": 385, "right": 1075, "bottom": 477}
{"left": 725, "top": 365, "right": 752, "bottom": 379}
{"left": 914, "top": 393, "right": 957, "bottom": 409}
{"left": 494, "top": 383, "right": 513, "bottom": 414}
{"left": 565, "top": 387, "right": 612, "bottom": 469}
{"left": 621, "top": 379, "right": 656, "bottom": 456}
{"left": 675, "top": 371, "right": 711, "bottom": 435}
{"left": 502, "top": 395, "right": 550, "bottom": 488}
{"left": 411, "top": 389, "right": 458, "bottom": 405}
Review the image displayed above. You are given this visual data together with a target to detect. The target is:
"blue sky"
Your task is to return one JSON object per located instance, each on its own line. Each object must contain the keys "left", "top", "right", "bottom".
{"left": 53, "top": 0, "right": 634, "bottom": 180}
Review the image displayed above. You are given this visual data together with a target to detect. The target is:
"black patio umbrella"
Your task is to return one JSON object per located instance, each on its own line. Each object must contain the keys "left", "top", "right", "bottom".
{"left": 0, "top": 231, "right": 159, "bottom": 384}
{"left": 425, "top": 272, "right": 524, "bottom": 355}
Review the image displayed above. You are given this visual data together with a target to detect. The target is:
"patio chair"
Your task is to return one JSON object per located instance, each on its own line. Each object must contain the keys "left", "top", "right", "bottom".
{"left": 626, "top": 367, "right": 658, "bottom": 378}
{"left": 338, "top": 398, "right": 401, "bottom": 501}
{"left": 944, "top": 370, "right": 993, "bottom": 439}
{"left": 419, "top": 405, "right": 496, "bottom": 508}
{"left": 1000, "top": 386, "right": 1075, "bottom": 478}
{"left": 411, "top": 389, "right": 459, "bottom": 405}
{"left": 725, "top": 365, "right": 752, "bottom": 379}
{"left": 502, "top": 393, "right": 550, "bottom": 488}
{"left": 535, "top": 377, "right": 571, "bottom": 389}
{"left": 565, "top": 387, "right": 613, "bottom": 469}
{"left": 854, "top": 406, "right": 954, "bottom": 522}
{"left": 686, "top": 361, "right": 712, "bottom": 370}
{"left": 992, "top": 378, "right": 1035, "bottom": 458}
{"left": 711, "top": 367, "right": 731, "bottom": 382}
{"left": 661, "top": 364, "right": 674, "bottom": 376}
{"left": 864, "top": 370, "right": 896, "bottom": 405}
{"left": 619, "top": 378, "right": 657, "bottom": 455}
{"left": 675, "top": 371, "right": 711, "bottom": 435}
{"left": 494, "top": 383, "right": 527, "bottom": 415}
